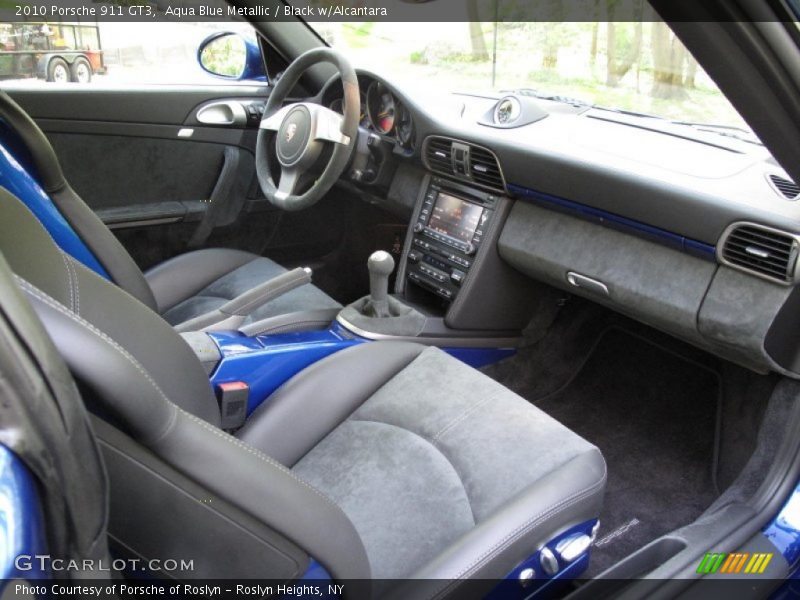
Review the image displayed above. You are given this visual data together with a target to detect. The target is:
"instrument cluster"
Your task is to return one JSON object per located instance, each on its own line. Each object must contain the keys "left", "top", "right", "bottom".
{"left": 326, "top": 77, "right": 415, "bottom": 150}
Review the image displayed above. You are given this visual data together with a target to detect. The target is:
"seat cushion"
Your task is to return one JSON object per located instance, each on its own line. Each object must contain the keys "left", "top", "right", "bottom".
{"left": 278, "top": 344, "right": 606, "bottom": 586}
{"left": 146, "top": 249, "right": 341, "bottom": 326}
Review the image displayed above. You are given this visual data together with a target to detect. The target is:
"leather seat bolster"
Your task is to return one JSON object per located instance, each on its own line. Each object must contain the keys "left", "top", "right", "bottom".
{"left": 145, "top": 248, "right": 259, "bottom": 313}
{"left": 151, "top": 407, "right": 372, "bottom": 588}
{"left": 391, "top": 449, "right": 607, "bottom": 600}
{"left": 237, "top": 341, "right": 427, "bottom": 466}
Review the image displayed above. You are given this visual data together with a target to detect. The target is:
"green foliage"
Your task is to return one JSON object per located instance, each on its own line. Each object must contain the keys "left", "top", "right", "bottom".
{"left": 200, "top": 35, "right": 245, "bottom": 78}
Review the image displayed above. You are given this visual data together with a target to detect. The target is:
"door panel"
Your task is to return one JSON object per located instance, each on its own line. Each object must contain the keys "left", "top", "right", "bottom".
{"left": 7, "top": 87, "right": 346, "bottom": 277}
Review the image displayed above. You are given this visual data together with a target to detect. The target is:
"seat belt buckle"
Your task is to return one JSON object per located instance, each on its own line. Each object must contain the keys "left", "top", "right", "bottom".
{"left": 215, "top": 381, "right": 249, "bottom": 430}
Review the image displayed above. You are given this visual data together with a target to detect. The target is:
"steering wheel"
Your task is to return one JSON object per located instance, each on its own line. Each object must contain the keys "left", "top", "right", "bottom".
{"left": 256, "top": 47, "right": 360, "bottom": 211}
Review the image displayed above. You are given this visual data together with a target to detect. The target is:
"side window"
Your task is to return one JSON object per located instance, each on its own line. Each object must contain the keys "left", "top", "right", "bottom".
{"left": 0, "top": 21, "right": 264, "bottom": 88}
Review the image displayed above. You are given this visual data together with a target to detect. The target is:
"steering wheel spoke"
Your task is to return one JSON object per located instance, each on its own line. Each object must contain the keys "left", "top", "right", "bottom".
{"left": 310, "top": 105, "right": 351, "bottom": 145}
{"left": 276, "top": 168, "right": 301, "bottom": 201}
{"left": 260, "top": 104, "right": 294, "bottom": 132}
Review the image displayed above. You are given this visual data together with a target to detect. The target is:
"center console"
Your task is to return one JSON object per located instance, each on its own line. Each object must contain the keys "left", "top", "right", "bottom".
{"left": 405, "top": 177, "right": 498, "bottom": 302}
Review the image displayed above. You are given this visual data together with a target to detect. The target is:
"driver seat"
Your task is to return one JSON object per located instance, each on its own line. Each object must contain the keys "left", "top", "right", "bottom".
{"left": 0, "top": 91, "right": 342, "bottom": 330}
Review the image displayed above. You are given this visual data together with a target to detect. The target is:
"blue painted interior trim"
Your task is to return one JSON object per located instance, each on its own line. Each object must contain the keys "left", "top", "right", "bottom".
{"left": 209, "top": 324, "right": 366, "bottom": 415}
{"left": 0, "top": 444, "right": 48, "bottom": 580}
{"left": 487, "top": 519, "right": 597, "bottom": 600}
{"left": 209, "top": 324, "right": 516, "bottom": 414}
{"left": 507, "top": 183, "right": 717, "bottom": 260}
{"left": 0, "top": 136, "right": 109, "bottom": 278}
{"left": 443, "top": 346, "right": 516, "bottom": 369}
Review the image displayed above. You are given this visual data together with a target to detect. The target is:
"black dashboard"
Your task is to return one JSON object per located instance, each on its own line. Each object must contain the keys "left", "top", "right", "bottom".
{"left": 316, "top": 69, "right": 800, "bottom": 379}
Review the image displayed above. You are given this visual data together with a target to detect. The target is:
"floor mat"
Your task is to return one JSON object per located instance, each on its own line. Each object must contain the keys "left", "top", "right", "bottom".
{"left": 502, "top": 326, "right": 721, "bottom": 576}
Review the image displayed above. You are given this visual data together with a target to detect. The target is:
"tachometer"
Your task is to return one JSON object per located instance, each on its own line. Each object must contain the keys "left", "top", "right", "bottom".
{"left": 367, "top": 82, "right": 396, "bottom": 134}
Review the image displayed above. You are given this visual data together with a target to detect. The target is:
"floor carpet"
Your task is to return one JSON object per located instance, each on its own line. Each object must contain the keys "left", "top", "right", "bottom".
{"left": 488, "top": 325, "right": 722, "bottom": 577}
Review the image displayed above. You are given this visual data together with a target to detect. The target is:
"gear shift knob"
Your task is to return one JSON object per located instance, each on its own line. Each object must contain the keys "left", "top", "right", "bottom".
{"left": 368, "top": 250, "right": 395, "bottom": 310}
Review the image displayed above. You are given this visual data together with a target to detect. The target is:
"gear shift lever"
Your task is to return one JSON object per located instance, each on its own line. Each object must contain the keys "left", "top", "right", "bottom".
{"left": 367, "top": 250, "right": 395, "bottom": 318}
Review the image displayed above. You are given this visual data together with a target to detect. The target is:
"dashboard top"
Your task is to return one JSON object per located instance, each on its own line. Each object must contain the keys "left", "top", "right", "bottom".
{"left": 317, "top": 69, "right": 800, "bottom": 252}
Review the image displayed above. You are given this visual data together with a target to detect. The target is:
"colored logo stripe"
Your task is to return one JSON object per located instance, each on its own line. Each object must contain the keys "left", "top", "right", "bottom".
{"left": 697, "top": 552, "right": 773, "bottom": 574}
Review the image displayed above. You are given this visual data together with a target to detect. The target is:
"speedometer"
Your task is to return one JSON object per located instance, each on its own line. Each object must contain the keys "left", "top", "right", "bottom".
{"left": 367, "top": 81, "right": 396, "bottom": 134}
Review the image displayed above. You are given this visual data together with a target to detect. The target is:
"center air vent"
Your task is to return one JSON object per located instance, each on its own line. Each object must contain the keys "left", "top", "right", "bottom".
{"left": 720, "top": 223, "right": 799, "bottom": 284}
{"left": 423, "top": 136, "right": 506, "bottom": 193}
{"left": 768, "top": 174, "right": 800, "bottom": 200}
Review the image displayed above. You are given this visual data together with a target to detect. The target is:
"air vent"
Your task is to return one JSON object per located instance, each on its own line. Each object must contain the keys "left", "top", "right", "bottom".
{"left": 470, "top": 146, "right": 505, "bottom": 190}
{"left": 768, "top": 174, "right": 800, "bottom": 200}
{"left": 424, "top": 137, "right": 453, "bottom": 174}
{"left": 422, "top": 136, "right": 506, "bottom": 193}
{"left": 720, "top": 223, "right": 799, "bottom": 284}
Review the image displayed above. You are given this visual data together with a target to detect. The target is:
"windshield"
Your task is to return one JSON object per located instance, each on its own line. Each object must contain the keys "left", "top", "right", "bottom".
{"left": 313, "top": 21, "right": 750, "bottom": 131}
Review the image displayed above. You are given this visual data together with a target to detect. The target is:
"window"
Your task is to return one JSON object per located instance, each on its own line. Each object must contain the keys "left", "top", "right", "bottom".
{"left": 0, "top": 21, "right": 258, "bottom": 88}
{"left": 313, "top": 20, "right": 752, "bottom": 131}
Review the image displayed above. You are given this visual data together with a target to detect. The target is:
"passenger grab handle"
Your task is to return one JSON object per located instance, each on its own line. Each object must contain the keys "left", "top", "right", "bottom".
{"left": 174, "top": 267, "right": 313, "bottom": 333}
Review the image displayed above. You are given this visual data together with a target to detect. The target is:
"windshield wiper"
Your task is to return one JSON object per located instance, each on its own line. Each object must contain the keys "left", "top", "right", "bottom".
{"left": 590, "top": 105, "right": 666, "bottom": 120}
{"left": 670, "top": 121, "right": 762, "bottom": 145}
{"left": 502, "top": 88, "right": 589, "bottom": 108}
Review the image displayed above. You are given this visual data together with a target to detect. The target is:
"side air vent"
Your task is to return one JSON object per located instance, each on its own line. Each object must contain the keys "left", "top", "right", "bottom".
{"left": 720, "top": 223, "right": 800, "bottom": 284}
{"left": 768, "top": 174, "right": 800, "bottom": 200}
{"left": 423, "top": 135, "right": 506, "bottom": 193}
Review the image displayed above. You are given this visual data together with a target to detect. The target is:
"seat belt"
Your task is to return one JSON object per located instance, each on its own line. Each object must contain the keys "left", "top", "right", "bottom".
{"left": 187, "top": 145, "right": 243, "bottom": 249}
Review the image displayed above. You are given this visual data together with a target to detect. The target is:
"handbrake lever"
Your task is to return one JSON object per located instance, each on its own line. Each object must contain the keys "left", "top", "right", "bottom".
{"left": 174, "top": 267, "right": 312, "bottom": 333}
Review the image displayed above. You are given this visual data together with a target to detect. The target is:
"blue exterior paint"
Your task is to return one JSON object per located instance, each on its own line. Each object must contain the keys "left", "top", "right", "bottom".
{"left": 487, "top": 520, "right": 598, "bottom": 600}
{"left": 765, "top": 484, "right": 800, "bottom": 568}
{"left": 0, "top": 136, "right": 109, "bottom": 278}
{"left": 209, "top": 324, "right": 366, "bottom": 414}
{"left": 507, "top": 183, "right": 717, "bottom": 260}
{"left": 0, "top": 444, "right": 48, "bottom": 581}
{"left": 197, "top": 32, "right": 267, "bottom": 82}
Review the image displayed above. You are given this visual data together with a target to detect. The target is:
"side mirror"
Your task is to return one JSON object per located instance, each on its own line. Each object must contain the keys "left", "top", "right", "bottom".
{"left": 197, "top": 32, "right": 266, "bottom": 81}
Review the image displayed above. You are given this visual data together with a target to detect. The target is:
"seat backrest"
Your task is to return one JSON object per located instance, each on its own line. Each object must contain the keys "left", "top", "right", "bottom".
{"left": 0, "top": 187, "right": 221, "bottom": 428}
{"left": 0, "top": 187, "right": 371, "bottom": 584}
{"left": 0, "top": 91, "right": 157, "bottom": 310}
{"left": 0, "top": 253, "right": 110, "bottom": 570}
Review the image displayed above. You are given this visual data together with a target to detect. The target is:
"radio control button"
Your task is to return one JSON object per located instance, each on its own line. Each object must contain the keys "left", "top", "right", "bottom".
{"left": 413, "top": 223, "right": 424, "bottom": 233}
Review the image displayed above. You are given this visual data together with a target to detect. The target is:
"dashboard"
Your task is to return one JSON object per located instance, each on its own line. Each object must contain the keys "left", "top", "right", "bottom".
{"left": 315, "top": 68, "right": 800, "bottom": 379}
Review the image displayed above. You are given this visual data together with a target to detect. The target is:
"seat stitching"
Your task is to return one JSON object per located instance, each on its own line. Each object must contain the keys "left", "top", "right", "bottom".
{"left": 59, "top": 250, "right": 74, "bottom": 311}
{"left": 427, "top": 455, "right": 607, "bottom": 600}
{"left": 349, "top": 419, "right": 476, "bottom": 525}
{"left": 431, "top": 393, "right": 499, "bottom": 443}
{"left": 179, "top": 409, "right": 350, "bottom": 516}
{"left": 14, "top": 277, "right": 351, "bottom": 521}
{"left": 15, "top": 277, "right": 172, "bottom": 407}
{"left": 68, "top": 256, "right": 80, "bottom": 315}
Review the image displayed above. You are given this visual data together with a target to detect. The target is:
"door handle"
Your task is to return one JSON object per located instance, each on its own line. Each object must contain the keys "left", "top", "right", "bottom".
{"left": 196, "top": 101, "right": 247, "bottom": 126}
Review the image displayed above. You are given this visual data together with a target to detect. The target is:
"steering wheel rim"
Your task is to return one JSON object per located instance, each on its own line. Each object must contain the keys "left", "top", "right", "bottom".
{"left": 256, "top": 47, "right": 359, "bottom": 211}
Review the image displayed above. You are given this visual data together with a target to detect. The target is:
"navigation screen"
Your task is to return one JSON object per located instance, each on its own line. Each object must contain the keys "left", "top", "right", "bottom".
{"left": 428, "top": 193, "right": 483, "bottom": 242}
